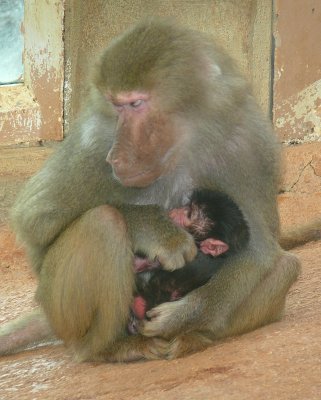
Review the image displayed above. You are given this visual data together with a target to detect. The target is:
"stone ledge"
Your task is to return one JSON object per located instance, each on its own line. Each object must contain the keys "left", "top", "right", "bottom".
{"left": 0, "top": 146, "right": 54, "bottom": 224}
{"left": 0, "top": 146, "right": 55, "bottom": 178}
{"left": 278, "top": 192, "right": 321, "bottom": 229}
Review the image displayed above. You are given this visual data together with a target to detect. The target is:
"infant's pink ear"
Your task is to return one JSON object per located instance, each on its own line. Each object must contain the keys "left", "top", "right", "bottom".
{"left": 200, "top": 238, "right": 229, "bottom": 256}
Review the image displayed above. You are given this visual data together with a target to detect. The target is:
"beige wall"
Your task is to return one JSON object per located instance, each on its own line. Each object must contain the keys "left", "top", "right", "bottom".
{"left": 64, "top": 0, "right": 273, "bottom": 130}
{"left": 273, "top": 0, "right": 321, "bottom": 144}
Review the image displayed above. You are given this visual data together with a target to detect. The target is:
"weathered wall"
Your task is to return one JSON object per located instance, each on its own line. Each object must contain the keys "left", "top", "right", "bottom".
{"left": 63, "top": 1, "right": 321, "bottom": 195}
{"left": 0, "top": 2, "right": 64, "bottom": 146}
{"left": 64, "top": 0, "right": 273, "bottom": 130}
{"left": 273, "top": 0, "right": 321, "bottom": 201}
{"left": 273, "top": 0, "right": 321, "bottom": 144}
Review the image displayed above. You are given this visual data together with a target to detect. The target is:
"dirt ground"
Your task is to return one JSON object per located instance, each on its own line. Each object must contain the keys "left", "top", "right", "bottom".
{"left": 0, "top": 147, "right": 321, "bottom": 400}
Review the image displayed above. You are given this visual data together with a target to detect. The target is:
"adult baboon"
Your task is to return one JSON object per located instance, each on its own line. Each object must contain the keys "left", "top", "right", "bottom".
{"left": 2, "top": 18, "right": 312, "bottom": 362}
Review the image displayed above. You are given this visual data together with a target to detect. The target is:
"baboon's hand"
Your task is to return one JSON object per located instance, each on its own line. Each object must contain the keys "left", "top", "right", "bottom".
{"left": 120, "top": 204, "right": 197, "bottom": 271}
{"left": 142, "top": 299, "right": 188, "bottom": 338}
{"left": 147, "top": 228, "right": 197, "bottom": 271}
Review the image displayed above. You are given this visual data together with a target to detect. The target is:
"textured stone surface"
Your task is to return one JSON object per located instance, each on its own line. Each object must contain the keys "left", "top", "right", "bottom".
{"left": 281, "top": 143, "right": 321, "bottom": 193}
{"left": 279, "top": 143, "right": 321, "bottom": 229}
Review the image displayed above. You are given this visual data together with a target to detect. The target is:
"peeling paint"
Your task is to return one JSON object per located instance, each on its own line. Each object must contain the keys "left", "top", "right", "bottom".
{"left": 63, "top": 58, "right": 73, "bottom": 134}
{"left": 0, "top": 1, "right": 64, "bottom": 146}
{"left": 273, "top": 0, "right": 321, "bottom": 143}
{"left": 275, "top": 79, "right": 321, "bottom": 143}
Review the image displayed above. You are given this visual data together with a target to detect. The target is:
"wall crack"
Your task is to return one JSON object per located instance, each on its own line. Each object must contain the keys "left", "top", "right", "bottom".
{"left": 289, "top": 159, "right": 312, "bottom": 191}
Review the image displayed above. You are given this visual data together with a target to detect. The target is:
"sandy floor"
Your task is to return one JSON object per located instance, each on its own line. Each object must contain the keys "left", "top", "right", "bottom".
{"left": 0, "top": 147, "right": 321, "bottom": 400}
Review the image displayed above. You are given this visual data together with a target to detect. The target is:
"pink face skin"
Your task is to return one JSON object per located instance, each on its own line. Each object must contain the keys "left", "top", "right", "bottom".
{"left": 169, "top": 203, "right": 211, "bottom": 233}
{"left": 168, "top": 206, "right": 192, "bottom": 228}
{"left": 106, "top": 91, "right": 150, "bottom": 114}
{"left": 169, "top": 205, "right": 229, "bottom": 257}
{"left": 133, "top": 255, "right": 160, "bottom": 273}
{"left": 105, "top": 91, "right": 180, "bottom": 188}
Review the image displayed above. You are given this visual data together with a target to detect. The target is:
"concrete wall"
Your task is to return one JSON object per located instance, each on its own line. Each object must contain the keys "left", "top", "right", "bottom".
{"left": 64, "top": 0, "right": 273, "bottom": 130}
{"left": 273, "top": 0, "right": 321, "bottom": 204}
{"left": 63, "top": 1, "right": 321, "bottom": 198}
{"left": 273, "top": 0, "right": 321, "bottom": 144}
{"left": 0, "top": 2, "right": 64, "bottom": 146}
